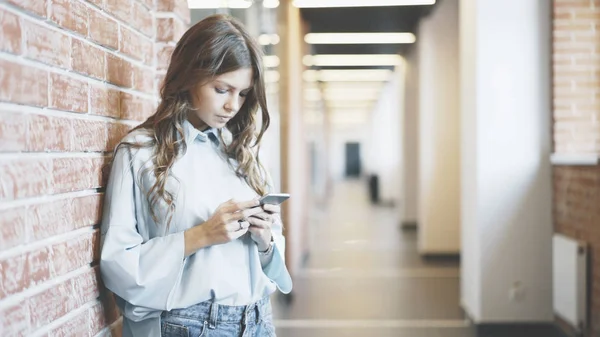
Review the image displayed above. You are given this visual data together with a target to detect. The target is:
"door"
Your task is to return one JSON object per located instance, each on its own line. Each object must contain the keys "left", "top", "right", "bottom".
{"left": 345, "top": 142, "right": 361, "bottom": 177}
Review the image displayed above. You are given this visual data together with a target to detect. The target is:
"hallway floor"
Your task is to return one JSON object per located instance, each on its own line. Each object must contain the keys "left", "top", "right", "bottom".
{"left": 272, "top": 180, "right": 566, "bottom": 337}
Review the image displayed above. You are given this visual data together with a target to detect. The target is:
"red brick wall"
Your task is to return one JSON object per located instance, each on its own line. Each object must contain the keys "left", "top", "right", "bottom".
{"left": 552, "top": 0, "right": 600, "bottom": 335}
{"left": 0, "top": 1, "right": 189, "bottom": 336}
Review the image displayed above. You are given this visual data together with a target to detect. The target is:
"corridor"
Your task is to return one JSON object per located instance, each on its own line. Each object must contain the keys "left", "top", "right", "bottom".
{"left": 272, "top": 181, "right": 566, "bottom": 337}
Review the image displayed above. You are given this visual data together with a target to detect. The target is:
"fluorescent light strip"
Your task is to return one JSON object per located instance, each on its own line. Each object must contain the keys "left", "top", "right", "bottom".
{"left": 258, "top": 34, "right": 280, "bottom": 45}
{"left": 263, "top": 55, "right": 280, "bottom": 68}
{"left": 263, "top": 0, "right": 280, "bottom": 8}
{"left": 187, "top": 0, "right": 252, "bottom": 8}
{"left": 303, "top": 54, "right": 403, "bottom": 67}
{"left": 303, "top": 69, "right": 392, "bottom": 82}
{"left": 305, "top": 33, "right": 415, "bottom": 44}
{"left": 293, "top": 0, "right": 435, "bottom": 7}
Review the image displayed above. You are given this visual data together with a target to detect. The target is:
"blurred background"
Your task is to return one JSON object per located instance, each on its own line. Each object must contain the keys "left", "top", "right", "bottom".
{"left": 0, "top": 0, "right": 598, "bottom": 336}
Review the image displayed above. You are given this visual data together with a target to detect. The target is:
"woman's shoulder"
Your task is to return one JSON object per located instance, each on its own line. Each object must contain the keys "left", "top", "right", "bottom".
{"left": 114, "top": 128, "right": 155, "bottom": 161}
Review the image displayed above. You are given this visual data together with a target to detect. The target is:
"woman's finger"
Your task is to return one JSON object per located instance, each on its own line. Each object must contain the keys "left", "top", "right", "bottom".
{"left": 262, "top": 203, "right": 280, "bottom": 214}
{"left": 248, "top": 217, "right": 271, "bottom": 229}
{"left": 226, "top": 220, "right": 250, "bottom": 232}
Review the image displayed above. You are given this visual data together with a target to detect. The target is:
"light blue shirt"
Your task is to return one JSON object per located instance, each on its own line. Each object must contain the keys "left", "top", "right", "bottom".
{"left": 100, "top": 120, "right": 292, "bottom": 337}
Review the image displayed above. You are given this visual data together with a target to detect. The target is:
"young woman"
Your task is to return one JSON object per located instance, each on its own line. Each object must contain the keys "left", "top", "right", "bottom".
{"left": 100, "top": 14, "right": 292, "bottom": 337}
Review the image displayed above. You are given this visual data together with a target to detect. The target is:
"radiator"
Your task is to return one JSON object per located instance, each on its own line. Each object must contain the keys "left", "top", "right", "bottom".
{"left": 553, "top": 233, "right": 587, "bottom": 331}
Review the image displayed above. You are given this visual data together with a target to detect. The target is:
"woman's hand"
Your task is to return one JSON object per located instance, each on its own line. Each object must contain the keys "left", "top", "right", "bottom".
{"left": 248, "top": 203, "right": 281, "bottom": 252}
{"left": 184, "top": 199, "right": 261, "bottom": 256}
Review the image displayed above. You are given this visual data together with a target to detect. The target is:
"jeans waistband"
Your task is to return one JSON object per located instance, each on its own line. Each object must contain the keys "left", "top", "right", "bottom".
{"left": 162, "top": 296, "right": 271, "bottom": 327}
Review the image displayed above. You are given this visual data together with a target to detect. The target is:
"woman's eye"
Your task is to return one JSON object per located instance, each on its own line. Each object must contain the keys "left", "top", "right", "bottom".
{"left": 215, "top": 88, "right": 227, "bottom": 94}
{"left": 239, "top": 92, "right": 248, "bottom": 98}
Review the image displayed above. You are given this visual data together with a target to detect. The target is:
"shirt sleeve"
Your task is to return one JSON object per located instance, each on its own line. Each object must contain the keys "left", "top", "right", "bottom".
{"left": 100, "top": 145, "right": 186, "bottom": 321}
{"left": 262, "top": 213, "right": 293, "bottom": 294}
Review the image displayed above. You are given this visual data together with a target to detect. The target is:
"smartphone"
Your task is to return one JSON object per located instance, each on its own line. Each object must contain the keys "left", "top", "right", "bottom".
{"left": 259, "top": 193, "right": 290, "bottom": 205}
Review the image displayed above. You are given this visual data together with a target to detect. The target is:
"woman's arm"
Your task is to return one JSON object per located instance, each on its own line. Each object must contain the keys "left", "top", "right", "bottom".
{"left": 100, "top": 146, "right": 187, "bottom": 315}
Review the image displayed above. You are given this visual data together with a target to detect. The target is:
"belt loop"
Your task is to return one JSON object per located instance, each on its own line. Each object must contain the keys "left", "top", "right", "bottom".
{"left": 209, "top": 302, "right": 218, "bottom": 329}
{"left": 255, "top": 303, "right": 261, "bottom": 324}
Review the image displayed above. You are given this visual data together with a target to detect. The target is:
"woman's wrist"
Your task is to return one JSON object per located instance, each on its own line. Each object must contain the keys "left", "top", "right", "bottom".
{"left": 184, "top": 225, "right": 210, "bottom": 257}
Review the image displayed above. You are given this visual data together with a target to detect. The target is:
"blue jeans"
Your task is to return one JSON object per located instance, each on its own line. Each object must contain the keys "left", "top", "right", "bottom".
{"left": 160, "top": 297, "right": 276, "bottom": 337}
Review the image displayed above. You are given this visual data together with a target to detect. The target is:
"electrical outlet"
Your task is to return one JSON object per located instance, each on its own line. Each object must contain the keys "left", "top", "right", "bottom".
{"left": 509, "top": 281, "right": 525, "bottom": 302}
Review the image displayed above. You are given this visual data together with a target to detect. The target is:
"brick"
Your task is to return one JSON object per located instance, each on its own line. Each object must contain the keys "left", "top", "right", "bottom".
{"left": 0, "top": 8, "right": 22, "bottom": 54}
{"left": 72, "top": 267, "right": 100, "bottom": 306}
{"left": 132, "top": 64, "right": 155, "bottom": 94}
{"left": 49, "top": 73, "right": 89, "bottom": 113}
{"left": 7, "top": 0, "right": 47, "bottom": 18}
{"left": 28, "top": 279, "right": 78, "bottom": 330}
{"left": 132, "top": 1, "right": 153, "bottom": 37}
{"left": 88, "top": 302, "right": 107, "bottom": 336}
{"left": 72, "top": 119, "right": 109, "bottom": 152}
{"left": 107, "top": 122, "right": 132, "bottom": 150}
{"left": 0, "top": 252, "right": 29, "bottom": 299}
{"left": 72, "top": 39, "right": 106, "bottom": 80}
{"left": 49, "top": 309, "right": 89, "bottom": 337}
{"left": 51, "top": 233, "right": 94, "bottom": 277}
{"left": 157, "top": 44, "right": 174, "bottom": 71}
{"left": 0, "top": 59, "right": 48, "bottom": 107}
{"left": 50, "top": 0, "right": 89, "bottom": 36}
{"left": 29, "top": 198, "right": 73, "bottom": 241}
{"left": 120, "top": 93, "right": 154, "bottom": 121}
{"left": 156, "top": 18, "right": 174, "bottom": 42}
{"left": 52, "top": 157, "right": 106, "bottom": 194}
{"left": 89, "top": 9, "right": 118, "bottom": 50}
{"left": 0, "top": 206, "right": 28, "bottom": 250}
{"left": 105, "top": 0, "right": 132, "bottom": 23}
{"left": 0, "top": 302, "right": 29, "bottom": 337}
{"left": 157, "top": 17, "right": 187, "bottom": 42}
{"left": 27, "top": 114, "right": 73, "bottom": 152}
{"left": 28, "top": 248, "right": 51, "bottom": 286}
{"left": 72, "top": 194, "right": 103, "bottom": 228}
{"left": 24, "top": 21, "right": 70, "bottom": 69}
{"left": 156, "top": 0, "right": 174, "bottom": 11}
{"left": 0, "top": 110, "right": 27, "bottom": 151}
{"left": 90, "top": 85, "right": 120, "bottom": 118}
{"left": 120, "top": 26, "right": 153, "bottom": 65}
{"left": 173, "top": 0, "right": 190, "bottom": 24}
{"left": 0, "top": 158, "right": 52, "bottom": 201}
{"left": 106, "top": 53, "right": 133, "bottom": 88}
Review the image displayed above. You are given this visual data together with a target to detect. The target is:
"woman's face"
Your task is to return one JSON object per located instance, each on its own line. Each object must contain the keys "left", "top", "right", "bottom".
{"left": 189, "top": 67, "right": 253, "bottom": 130}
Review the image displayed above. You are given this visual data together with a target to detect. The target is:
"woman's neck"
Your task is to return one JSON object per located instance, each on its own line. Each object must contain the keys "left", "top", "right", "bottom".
{"left": 187, "top": 113, "right": 211, "bottom": 131}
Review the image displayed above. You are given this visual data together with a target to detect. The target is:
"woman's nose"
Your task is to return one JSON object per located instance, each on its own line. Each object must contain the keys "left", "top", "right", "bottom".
{"left": 225, "top": 96, "right": 240, "bottom": 112}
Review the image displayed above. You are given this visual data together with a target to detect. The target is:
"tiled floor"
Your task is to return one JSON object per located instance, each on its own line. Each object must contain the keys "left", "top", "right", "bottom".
{"left": 271, "top": 180, "right": 566, "bottom": 337}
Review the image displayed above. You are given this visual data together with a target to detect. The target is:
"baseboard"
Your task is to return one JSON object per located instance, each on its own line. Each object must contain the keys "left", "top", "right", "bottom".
{"left": 554, "top": 315, "right": 580, "bottom": 337}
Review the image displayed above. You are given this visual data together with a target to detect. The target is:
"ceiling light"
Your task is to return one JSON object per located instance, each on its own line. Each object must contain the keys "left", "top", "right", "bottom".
{"left": 303, "top": 54, "right": 403, "bottom": 67}
{"left": 293, "top": 0, "right": 435, "bottom": 7}
{"left": 263, "top": 0, "right": 280, "bottom": 8}
{"left": 188, "top": 0, "right": 252, "bottom": 8}
{"left": 303, "top": 69, "right": 393, "bottom": 82}
{"left": 305, "top": 33, "right": 416, "bottom": 44}
{"left": 265, "top": 70, "right": 280, "bottom": 83}
{"left": 263, "top": 55, "right": 280, "bottom": 67}
{"left": 258, "top": 34, "right": 280, "bottom": 46}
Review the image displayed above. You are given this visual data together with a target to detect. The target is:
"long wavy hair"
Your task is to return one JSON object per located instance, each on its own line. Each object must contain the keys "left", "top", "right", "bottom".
{"left": 117, "top": 14, "right": 270, "bottom": 227}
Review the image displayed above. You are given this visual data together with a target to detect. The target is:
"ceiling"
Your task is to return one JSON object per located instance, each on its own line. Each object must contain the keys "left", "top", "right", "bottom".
{"left": 301, "top": 4, "right": 436, "bottom": 60}
{"left": 299, "top": 3, "right": 437, "bottom": 120}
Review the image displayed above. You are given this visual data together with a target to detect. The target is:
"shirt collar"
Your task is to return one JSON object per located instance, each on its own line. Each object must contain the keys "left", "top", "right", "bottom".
{"left": 183, "top": 119, "right": 220, "bottom": 146}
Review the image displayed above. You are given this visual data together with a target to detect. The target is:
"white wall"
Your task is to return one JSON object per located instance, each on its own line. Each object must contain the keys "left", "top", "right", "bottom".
{"left": 366, "top": 68, "right": 404, "bottom": 204}
{"left": 459, "top": 0, "right": 480, "bottom": 319}
{"left": 417, "top": 0, "right": 461, "bottom": 254}
{"left": 460, "top": 0, "right": 553, "bottom": 323}
{"left": 401, "top": 44, "right": 420, "bottom": 225}
{"left": 330, "top": 124, "right": 369, "bottom": 181}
